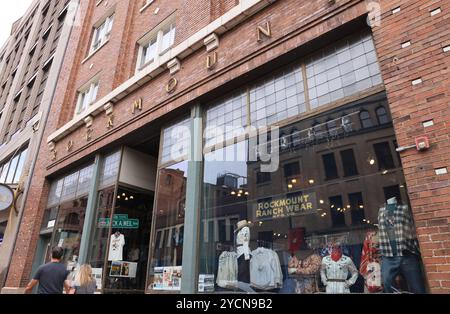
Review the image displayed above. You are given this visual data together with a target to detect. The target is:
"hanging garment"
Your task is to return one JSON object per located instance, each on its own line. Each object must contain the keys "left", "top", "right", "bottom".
{"left": 320, "top": 255, "right": 358, "bottom": 294}
{"left": 250, "top": 248, "right": 283, "bottom": 290}
{"left": 378, "top": 204, "right": 420, "bottom": 257}
{"left": 360, "top": 231, "right": 383, "bottom": 293}
{"left": 216, "top": 251, "right": 238, "bottom": 288}
{"left": 108, "top": 233, "right": 125, "bottom": 261}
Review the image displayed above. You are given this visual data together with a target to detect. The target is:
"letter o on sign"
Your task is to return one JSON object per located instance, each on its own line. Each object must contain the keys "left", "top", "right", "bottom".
{"left": 0, "top": 184, "right": 14, "bottom": 212}
{"left": 166, "top": 78, "right": 178, "bottom": 94}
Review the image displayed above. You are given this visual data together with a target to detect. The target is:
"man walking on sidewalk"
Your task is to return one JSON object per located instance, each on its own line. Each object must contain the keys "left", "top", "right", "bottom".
{"left": 25, "top": 246, "right": 71, "bottom": 294}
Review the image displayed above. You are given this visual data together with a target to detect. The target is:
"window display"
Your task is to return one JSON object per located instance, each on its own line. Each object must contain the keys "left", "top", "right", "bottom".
{"left": 147, "top": 118, "right": 190, "bottom": 292}
{"left": 108, "top": 231, "right": 125, "bottom": 261}
{"left": 199, "top": 89, "right": 426, "bottom": 294}
{"left": 103, "top": 187, "right": 153, "bottom": 293}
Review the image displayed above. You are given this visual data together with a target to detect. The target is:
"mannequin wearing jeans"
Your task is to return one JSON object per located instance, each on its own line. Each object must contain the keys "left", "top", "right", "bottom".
{"left": 378, "top": 197, "right": 425, "bottom": 293}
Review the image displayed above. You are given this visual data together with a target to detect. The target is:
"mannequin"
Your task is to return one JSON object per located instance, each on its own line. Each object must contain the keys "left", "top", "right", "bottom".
{"left": 235, "top": 220, "right": 251, "bottom": 284}
{"left": 378, "top": 197, "right": 425, "bottom": 293}
{"left": 320, "top": 245, "right": 358, "bottom": 294}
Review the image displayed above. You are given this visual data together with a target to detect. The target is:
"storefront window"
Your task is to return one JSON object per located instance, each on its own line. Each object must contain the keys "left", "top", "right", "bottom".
{"left": 199, "top": 93, "right": 426, "bottom": 294}
{"left": 147, "top": 118, "right": 189, "bottom": 292}
{"left": 51, "top": 196, "right": 88, "bottom": 266}
{"left": 46, "top": 162, "right": 94, "bottom": 268}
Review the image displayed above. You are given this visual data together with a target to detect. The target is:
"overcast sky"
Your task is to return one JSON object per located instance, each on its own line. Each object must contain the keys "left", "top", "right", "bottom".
{"left": 0, "top": 0, "right": 34, "bottom": 48}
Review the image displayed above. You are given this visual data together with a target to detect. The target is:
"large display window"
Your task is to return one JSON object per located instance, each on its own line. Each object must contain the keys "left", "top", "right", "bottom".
{"left": 199, "top": 93, "right": 426, "bottom": 294}
{"left": 146, "top": 118, "right": 190, "bottom": 292}
{"left": 197, "top": 30, "right": 426, "bottom": 294}
{"left": 47, "top": 163, "right": 94, "bottom": 268}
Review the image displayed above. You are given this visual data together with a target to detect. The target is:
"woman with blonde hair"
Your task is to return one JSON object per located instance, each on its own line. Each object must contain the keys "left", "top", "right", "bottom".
{"left": 69, "top": 264, "right": 97, "bottom": 294}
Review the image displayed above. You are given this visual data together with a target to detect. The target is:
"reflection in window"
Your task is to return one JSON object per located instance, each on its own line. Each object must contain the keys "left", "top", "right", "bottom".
{"left": 340, "top": 149, "right": 358, "bottom": 177}
{"left": 329, "top": 195, "right": 346, "bottom": 227}
{"left": 359, "top": 110, "right": 373, "bottom": 128}
{"left": 322, "top": 153, "right": 339, "bottom": 180}
{"left": 373, "top": 142, "right": 395, "bottom": 170}
{"left": 376, "top": 106, "right": 389, "bottom": 125}
{"left": 256, "top": 171, "right": 271, "bottom": 184}
{"left": 283, "top": 162, "right": 300, "bottom": 179}
{"left": 348, "top": 192, "right": 365, "bottom": 225}
{"left": 51, "top": 196, "right": 89, "bottom": 265}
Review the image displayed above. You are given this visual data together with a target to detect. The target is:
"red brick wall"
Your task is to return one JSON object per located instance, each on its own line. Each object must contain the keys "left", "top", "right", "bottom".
{"left": 372, "top": 0, "right": 450, "bottom": 293}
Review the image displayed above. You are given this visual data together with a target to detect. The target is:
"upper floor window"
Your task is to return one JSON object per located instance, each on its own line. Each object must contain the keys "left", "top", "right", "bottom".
{"left": 76, "top": 81, "right": 99, "bottom": 116}
{"left": 376, "top": 106, "right": 389, "bottom": 124}
{"left": 138, "top": 20, "right": 176, "bottom": 69}
{"left": 90, "top": 15, "right": 114, "bottom": 53}
{"left": 359, "top": 110, "right": 373, "bottom": 128}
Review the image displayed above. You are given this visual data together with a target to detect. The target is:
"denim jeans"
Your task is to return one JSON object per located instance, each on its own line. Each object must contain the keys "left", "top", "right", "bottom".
{"left": 381, "top": 253, "right": 426, "bottom": 293}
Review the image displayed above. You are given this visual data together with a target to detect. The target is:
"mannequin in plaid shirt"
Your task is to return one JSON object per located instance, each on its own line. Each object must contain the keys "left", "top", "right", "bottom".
{"left": 378, "top": 197, "right": 426, "bottom": 293}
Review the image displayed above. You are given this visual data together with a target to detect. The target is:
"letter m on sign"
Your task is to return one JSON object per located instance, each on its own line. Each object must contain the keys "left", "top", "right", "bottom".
{"left": 257, "top": 22, "right": 272, "bottom": 42}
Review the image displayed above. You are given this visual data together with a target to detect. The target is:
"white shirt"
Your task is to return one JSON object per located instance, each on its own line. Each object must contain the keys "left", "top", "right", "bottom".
{"left": 250, "top": 248, "right": 283, "bottom": 290}
{"left": 108, "top": 234, "right": 125, "bottom": 261}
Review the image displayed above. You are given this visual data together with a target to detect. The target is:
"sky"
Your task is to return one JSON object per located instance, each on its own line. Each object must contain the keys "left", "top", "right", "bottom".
{"left": 0, "top": 0, "right": 34, "bottom": 48}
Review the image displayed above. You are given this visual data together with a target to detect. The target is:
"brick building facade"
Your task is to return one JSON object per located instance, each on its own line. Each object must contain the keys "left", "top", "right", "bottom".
{"left": 1, "top": 0, "right": 449, "bottom": 293}
{"left": 0, "top": 0, "right": 77, "bottom": 290}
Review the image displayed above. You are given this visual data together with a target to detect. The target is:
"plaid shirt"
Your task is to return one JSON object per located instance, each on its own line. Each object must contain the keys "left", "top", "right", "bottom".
{"left": 377, "top": 205, "right": 420, "bottom": 257}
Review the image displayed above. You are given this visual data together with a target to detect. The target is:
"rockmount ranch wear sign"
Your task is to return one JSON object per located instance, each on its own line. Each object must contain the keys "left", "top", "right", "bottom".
{"left": 254, "top": 193, "right": 317, "bottom": 221}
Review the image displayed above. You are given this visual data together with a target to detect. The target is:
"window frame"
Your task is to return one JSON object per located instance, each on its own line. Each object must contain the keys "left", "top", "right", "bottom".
{"left": 137, "top": 16, "right": 176, "bottom": 71}
{"left": 89, "top": 14, "right": 115, "bottom": 54}
{"left": 75, "top": 79, "right": 100, "bottom": 116}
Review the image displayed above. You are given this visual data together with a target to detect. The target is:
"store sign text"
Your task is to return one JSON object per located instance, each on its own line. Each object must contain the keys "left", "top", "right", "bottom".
{"left": 255, "top": 193, "right": 317, "bottom": 220}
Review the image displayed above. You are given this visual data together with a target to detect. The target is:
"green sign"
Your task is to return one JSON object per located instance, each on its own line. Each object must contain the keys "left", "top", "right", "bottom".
{"left": 98, "top": 214, "right": 139, "bottom": 229}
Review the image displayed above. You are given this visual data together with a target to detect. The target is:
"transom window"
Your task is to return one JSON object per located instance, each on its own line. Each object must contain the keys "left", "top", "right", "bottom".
{"left": 139, "top": 21, "right": 176, "bottom": 69}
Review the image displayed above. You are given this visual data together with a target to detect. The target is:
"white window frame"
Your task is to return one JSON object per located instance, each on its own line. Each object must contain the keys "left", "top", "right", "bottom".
{"left": 137, "top": 16, "right": 176, "bottom": 71}
{"left": 75, "top": 79, "right": 100, "bottom": 116}
{"left": 90, "top": 14, "right": 115, "bottom": 54}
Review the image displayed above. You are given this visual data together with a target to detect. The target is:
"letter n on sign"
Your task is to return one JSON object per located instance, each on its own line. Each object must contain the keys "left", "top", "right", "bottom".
{"left": 257, "top": 21, "right": 272, "bottom": 42}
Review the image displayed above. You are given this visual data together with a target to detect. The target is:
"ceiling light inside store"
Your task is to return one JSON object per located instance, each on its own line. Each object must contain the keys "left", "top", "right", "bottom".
{"left": 291, "top": 179, "right": 297, "bottom": 184}
{"left": 239, "top": 190, "right": 243, "bottom": 194}
{"left": 288, "top": 184, "right": 293, "bottom": 189}
{"left": 320, "top": 200, "right": 324, "bottom": 204}
{"left": 309, "top": 179, "right": 315, "bottom": 184}
{"left": 125, "top": 197, "right": 129, "bottom": 201}
{"left": 122, "top": 193, "right": 126, "bottom": 197}
{"left": 359, "top": 205, "right": 364, "bottom": 209}
{"left": 369, "top": 159, "right": 375, "bottom": 165}
{"left": 346, "top": 205, "right": 351, "bottom": 209}
{"left": 130, "top": 196, "right": 134, "bottom": 200}
{"left": 245, "top": 192, "right": 249, "bottom": 196}
{"left": 231, "top": 191, "right": 236, "bottom": 195}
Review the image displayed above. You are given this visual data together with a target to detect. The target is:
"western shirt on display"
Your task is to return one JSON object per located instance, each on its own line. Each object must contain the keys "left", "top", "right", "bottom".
{"left": 377, "top": 205, "right": 420, "bottom": 257}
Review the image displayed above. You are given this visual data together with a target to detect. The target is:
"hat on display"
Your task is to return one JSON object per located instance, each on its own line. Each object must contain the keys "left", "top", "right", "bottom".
{"left": 235, "top": 220, "right": 250, "bottom": 233}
